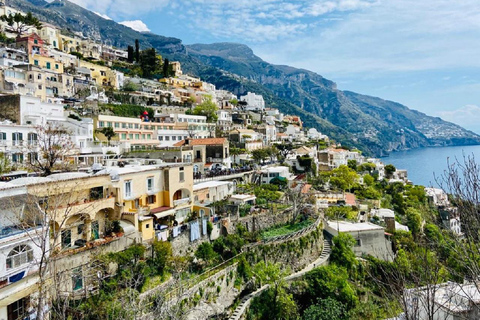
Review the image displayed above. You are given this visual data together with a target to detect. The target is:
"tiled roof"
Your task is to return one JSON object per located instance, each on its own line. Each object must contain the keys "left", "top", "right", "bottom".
{"left": 174, "top": 138, "right": 227, "bottom": 146}
{"left": 151, "top": 206, "right": 174, "bottom": 214}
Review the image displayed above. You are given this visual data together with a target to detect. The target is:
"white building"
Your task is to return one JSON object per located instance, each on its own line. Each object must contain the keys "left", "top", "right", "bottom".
{"left": 0, "top": 47, "right": 28, "bottom": 67}
{"left": 425, "top": 188, "right": 450, "bottom": 207}
{"left": 193, "top": 180, "right": 234, "bottom": 203}
{"left": 403, "top": 282, "right": 480, "bottom": 320}
{"left": 240, "top": 92, "right": 265, "bottom": 112}
{"left": 0, "top": 186, "right": 49, "bottom": 320}
{"left": 260, "top": 166, "right": 292, "bottom": 184}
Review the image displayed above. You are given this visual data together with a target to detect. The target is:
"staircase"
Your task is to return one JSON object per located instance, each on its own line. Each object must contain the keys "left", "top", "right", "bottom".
{"left": 229, "top": 232, "right": 332, "bottom": 320}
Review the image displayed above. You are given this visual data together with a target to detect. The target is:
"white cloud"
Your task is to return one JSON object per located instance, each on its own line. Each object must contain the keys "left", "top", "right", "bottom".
{"left": 64, "top": 0, "right": 170, "bottom": 19}
{"left": 119, "top": 20, "right": 150, "bottom": 32}
{"left": 438, "top": 105, "right": 480, "bottom": 131}
{"left": 93, "top": 11, "right": 112, "bottom": 20}
{"left": 254, "top": 0, "right": 480, "bottom": 75}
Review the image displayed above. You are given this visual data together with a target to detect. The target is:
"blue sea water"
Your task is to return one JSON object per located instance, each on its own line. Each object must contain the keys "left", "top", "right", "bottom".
{"left": 381, "top": 145, "right": 480, "bottom": 187}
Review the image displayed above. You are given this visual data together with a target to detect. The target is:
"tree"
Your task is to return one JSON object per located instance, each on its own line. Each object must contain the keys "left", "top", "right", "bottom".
{"left": 191, "top": 96, "right": 218, "bottom": 122}
{"left": 303, "top": 297, "right": 347, "bottom": 320}
{"left": 385, "top": 164, "right": 396, "bottom": 177}
{"left": 151, "top": 240, "right": 172, "bottom": 275}
{"left": 330, "top": 165, "right": 359, "bottom": 191}
{"left": 163, "top": 58, "right": 170, "bottom": 78}
{"left": 276, "top": 143, "right": 294, "bottom": 160}
{"left": 284, "top": 182, "right": 315, "bottom": 222}
{"left": 251, "top": 148, "right": 267, "bottom": 163}
{"left": 195, "top": 242, "right": 217, "bottom": 264}
{"left": 0, "top": 12, "right": 42, "bottom": 36}
{"left": 0, "top": 152, "right": 12, "bottom": 175}
{"left": 304, "top": 265, "right": 358, "bottom": 308}
{"left": 330, "top": 233, "right": 358, "bottom": 272}
{"left": 249, "top": 262, "right": 297, "bottom": 319}
{"left": 230, "top": 147, "right": 246, "bottom": 165}
{"left": 127, "top": 45, "right": 134, "bottom": 63}
{"left": 347, "top": 159, "right": 357, "bottom": 171}
{"left": 139, "top": 48, "right": 161, "bottom": 78}
{"left": 325, "top": 206, "right": 358, "bottom": 221}
{"left": 96, "top": 126, "right": 117, "bottom": 145}
{"left": 134, "top": 39, "right": 140, "bottom": 62}
{"left": 25, "top": 123, "right": 76, "bottom": 176}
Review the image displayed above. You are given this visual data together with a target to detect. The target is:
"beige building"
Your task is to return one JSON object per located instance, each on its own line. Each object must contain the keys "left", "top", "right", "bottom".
{"left": 95, "top": 115, "right": 161, "bottom": 151}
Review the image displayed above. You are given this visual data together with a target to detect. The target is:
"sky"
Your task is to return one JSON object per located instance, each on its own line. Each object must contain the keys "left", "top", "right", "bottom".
{"left": 54, "top": 0, "right": 480, "bottom": 133}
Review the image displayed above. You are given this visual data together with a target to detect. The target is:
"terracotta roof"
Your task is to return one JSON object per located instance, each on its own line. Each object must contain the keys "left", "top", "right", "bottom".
{"left": 174, "top": 138, "right": 227, "bottom": 147}
{"left": 301, "top": 184, "right": 312, "bottom": 194}
{"left": 345, "top": 193, "right": 356, "bottom": 206}
{"left": 151, "top": 206, "right": 174, "bottom": 214}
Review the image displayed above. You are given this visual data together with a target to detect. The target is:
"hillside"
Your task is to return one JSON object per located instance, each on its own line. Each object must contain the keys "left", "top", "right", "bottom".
{"left": 8, "top": 0, "right": 480, "bottom": 156}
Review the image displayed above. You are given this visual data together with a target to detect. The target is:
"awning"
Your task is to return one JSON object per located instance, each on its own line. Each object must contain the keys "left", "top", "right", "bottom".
{"left": 151, "top": 206, "right": 175, "bottom": 219}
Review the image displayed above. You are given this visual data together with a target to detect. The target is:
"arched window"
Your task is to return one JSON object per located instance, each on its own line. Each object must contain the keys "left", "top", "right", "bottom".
{"left": 6, "top": 245, "right": 34, "bottom": 269}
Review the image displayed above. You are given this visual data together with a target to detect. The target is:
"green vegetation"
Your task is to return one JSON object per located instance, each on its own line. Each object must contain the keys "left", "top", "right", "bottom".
{"left": 261, "top": 220, "right": 313, "bottom": 239}
{"left": 188, "top": 95, "right": 218, "bottom": 122}
{"left": 100, "top": 104, "right": 154, "bottom": 119}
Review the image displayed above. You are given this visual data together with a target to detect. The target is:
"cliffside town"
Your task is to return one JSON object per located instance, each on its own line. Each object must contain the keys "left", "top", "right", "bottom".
{"left": 0, "top": 4, "right": 476, "bottom": 320}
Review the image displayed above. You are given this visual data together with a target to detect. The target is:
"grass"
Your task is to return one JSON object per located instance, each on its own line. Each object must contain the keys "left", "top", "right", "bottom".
{"left": 141, "top": 272, "right": 171, "bottom": 292}
{"left": 261, "top": 219, "right": 313, "bottom": 240}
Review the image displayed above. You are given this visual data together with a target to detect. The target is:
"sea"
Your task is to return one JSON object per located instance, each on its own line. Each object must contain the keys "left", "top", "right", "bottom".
{"left": 381, "top": 145, "right": 480, "bottom": 187}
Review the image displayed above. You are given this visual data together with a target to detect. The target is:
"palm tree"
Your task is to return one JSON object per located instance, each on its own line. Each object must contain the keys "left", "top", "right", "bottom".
{"left": 96, "top": 127, "right": 116, "bottom": 146}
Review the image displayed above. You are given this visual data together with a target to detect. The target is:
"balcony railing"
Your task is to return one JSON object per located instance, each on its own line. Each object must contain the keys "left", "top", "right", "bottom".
{"left": 173, "top": 198, "right": 190, "bottom": 207}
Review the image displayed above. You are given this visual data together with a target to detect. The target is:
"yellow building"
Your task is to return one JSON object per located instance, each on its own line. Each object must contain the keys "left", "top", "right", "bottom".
{"left": 104, "top": 162, "right": 194, "bottom": 242}
{"left": 30, "top": 54, "right": 64, "bottom": 74}
{"left": 38, "top": 23, "right": 60, "bottom": 49}
{"left": 78, "top": 60, "right": 121, "bottom": 88}
{"left": 58, "top": 34, "right": 82, "bottom": 53}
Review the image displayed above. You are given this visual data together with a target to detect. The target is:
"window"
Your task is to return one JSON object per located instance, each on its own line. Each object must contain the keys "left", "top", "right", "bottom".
{"left": 27, "top": 152, "right": 38, "bottom": 163}
{"left": 46, "top": 62, "right": 51, "bottom": 69}
{"left": 147, "top": 177, "right": 154, "bottom": 191}
{"left": 142, "top": 134, "right": 145, "bottom": 140}
{"left": 114, "top": 122, "right": 119, "bottom": 128}
{"left": 125, "top": 180, "right": 132, "bottom": 198}
{"left": 7, "top": 297, "right": 29, "bottom": 320}
{"left": 179, "top": 167, "right": 185, "bottom": 182}
{"left": 147, "top": 195, "right": 156, "bottom": 204}
{"left": 178, "top": 136, "right": 182, "bottom": 140}
{"left": 6, "top": 245, "right": 33, "bottom": 269}
{"left": 355, "top": 239, "right": 362, "bottom": 247}
{"left": 107, "top": 122, "right": 112, "bottom": 127}
{"left": 12, "top": 132, "right": 22, "bottom": 145}
{"left": 34, "top": 60, "right": 39, "bottom": 66}
{"left": 165, "top": 136, "right": 170, "bottom": 141}
{"left": 121, "top": 133, "right": 126, "bottom": 140}
{"left": 128, "top": 123, "right": 133, "bottom": 128}
{"left": 12, "top": 153, "right": 23, "bottom": 163}
{"left": 158, "top": 136, "right": 163, "bottom": 141}
{"left": 72, "top": 267, "right": 83, "bottom": 291}
{"left": 122, "top": 123, "right": 127, "bottom": 129}
{"left": 34, "top": 39, "right": 38, "bottom": 44}
{"left": 61, "top": 229, "right": 71, "bottom": 248}
{"left": 172, "top": 136, "right": 176, "bottom": 141}
{"left": 135, "top": 134, "right": 140, "bottom": 140}
{"left": 27, "top": 132, "right": 37, "bottom": 145}
{"left": 134, "top": 124, "right": 139, "bottom": 129}
{"left": 129, "top": 134, "right": 133, "bottom": 140}
{"left": 134, "top": 198, "right": 140, "bottom": 209}
{"left": 55, "top": 64, "right": 59, "bottom": 69}
{"left": 147, "top": 134, "right": 151, "bottom": 140}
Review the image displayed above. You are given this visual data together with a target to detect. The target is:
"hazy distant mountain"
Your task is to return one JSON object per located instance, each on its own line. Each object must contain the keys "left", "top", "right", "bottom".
{"left": 9, "top": 0, "right": 480, "bottom": 156}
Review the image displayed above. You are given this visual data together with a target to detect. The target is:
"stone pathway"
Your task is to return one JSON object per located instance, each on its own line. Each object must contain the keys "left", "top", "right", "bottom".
{"left": 228, "top": 235, "right": 332, "bottom": 320}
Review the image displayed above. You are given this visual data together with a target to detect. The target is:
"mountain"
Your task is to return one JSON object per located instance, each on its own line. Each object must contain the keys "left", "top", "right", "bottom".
{"left": 8, "top": 0, "right": 480, "bottom": 156}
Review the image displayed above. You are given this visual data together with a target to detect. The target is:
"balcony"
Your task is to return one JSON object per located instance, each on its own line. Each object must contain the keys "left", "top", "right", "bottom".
{"left": 173, "top": 198, "right": 190, "bottom": 207}
{"left": 57, "top": 197, "right": 115, "bottom": 217}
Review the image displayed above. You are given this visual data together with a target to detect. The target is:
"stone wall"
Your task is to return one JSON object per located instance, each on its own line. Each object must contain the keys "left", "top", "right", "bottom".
{"left": 247, "top": 226, "right": 323, "bottom": 273}
{"left": 0, "top": 94, "right": 20, "bottom": 123}
{"left": 170, "top": 229, "right": 210, "bottom": 256}
{"left": 228, "top": 208, "right": 292, "bottom": 234}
